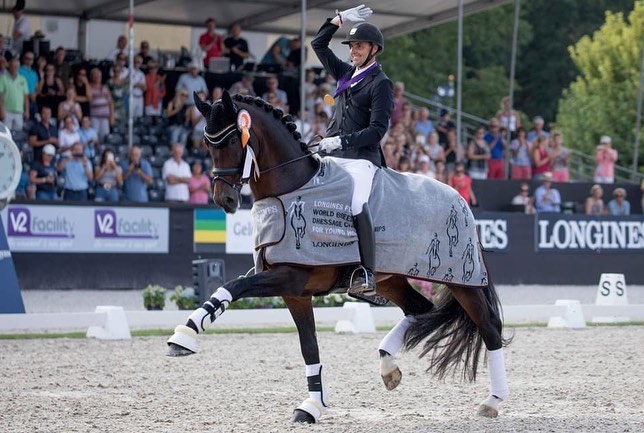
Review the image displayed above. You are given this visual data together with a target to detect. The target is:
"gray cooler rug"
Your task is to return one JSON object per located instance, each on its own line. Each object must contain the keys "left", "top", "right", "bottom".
{"left": 251, "top": 157, "right": 488, "bottom": 288}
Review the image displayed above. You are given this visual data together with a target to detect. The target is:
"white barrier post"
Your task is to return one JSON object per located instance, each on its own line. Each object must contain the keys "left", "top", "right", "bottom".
{"left": 592, "top": 273, "right": 629, "bottom": 323}
{"left": 334, "top": 302, "right": 376, "bottom": 333}
{"left": 547, "top": 300, "right": 586, "bottom": 329}
{"left": 86, "top": 306, "right": 131, "bottom": 340}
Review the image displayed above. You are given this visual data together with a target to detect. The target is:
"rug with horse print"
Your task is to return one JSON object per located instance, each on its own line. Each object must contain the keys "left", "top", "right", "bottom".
{"left": 251, "top": 157, "right": 488, "bottom": 288}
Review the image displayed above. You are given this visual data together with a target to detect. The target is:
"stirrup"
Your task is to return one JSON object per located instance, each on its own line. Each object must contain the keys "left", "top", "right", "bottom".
{"left": 348, "top": 266, "right": 376, "bottom": 295}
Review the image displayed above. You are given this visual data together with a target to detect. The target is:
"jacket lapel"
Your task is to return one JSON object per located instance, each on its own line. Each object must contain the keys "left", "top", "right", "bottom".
{"left": 349, "top": 65, "right": 380, "bottom": 95}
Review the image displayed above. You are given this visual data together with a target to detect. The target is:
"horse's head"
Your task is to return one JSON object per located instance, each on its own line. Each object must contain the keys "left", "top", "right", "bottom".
{"left": 195, "top": 89, "right": 247, "bottom": 213}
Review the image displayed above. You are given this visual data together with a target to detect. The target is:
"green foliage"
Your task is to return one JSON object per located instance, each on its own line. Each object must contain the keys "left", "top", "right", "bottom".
{"left": 557, "top": 3, "right": 643, "bottom": 167}
{"left": 169, "top": 285, "right": 197, "bottom": 310}
{"left": 142, "top": 284, "right": 167, "bottom": 310}
{"left": 227, "top": 294, "right": 360, "bottom": 309}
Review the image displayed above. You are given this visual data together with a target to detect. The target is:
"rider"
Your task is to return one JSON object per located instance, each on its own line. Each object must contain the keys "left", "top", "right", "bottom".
{"left": 311, "top": 5, "right": 393, "bottom": 300}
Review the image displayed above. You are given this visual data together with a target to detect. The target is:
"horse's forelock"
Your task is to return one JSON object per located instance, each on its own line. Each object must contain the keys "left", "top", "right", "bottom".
{"left": 205, "top": 99, "right": 237, "bottom": 135}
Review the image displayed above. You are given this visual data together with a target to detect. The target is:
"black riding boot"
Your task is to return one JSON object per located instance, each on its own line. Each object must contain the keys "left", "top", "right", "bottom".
{"left": 348, "top": 204, "right": 377, "bottom": 296}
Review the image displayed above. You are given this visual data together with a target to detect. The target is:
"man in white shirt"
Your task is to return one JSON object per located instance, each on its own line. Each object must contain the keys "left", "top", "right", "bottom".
{"left": 107, "top": 35, "right": 128, "bottom": 61}
{"left": 162, "top": 144, "right": 191, "bottom": 202}
{"left": 11, "top": 3, "right": 31, "bottom": 55}
{"left": 129, "top": 55, "right": 147, "bottom": 118}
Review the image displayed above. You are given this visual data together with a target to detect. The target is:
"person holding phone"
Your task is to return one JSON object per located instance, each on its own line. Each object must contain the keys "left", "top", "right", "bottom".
{"left": 57, "top": 142, "right": 93, "bottom": 201}
{"left": 94, "top": 149, "right": 123, "bottom": 202}
{"left": 121, "top": 145, "right": 153, "bottom": 202}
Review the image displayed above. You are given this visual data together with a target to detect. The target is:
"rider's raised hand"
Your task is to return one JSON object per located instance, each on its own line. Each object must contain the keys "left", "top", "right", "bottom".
{"left": 318, "top": 136, "right": 343, "bottom": 154}
{"left": 337, "top": 4, "right": 373, "bottom": 23}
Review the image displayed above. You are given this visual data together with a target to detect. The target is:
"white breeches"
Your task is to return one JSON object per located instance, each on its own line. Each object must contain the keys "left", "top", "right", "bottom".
{"left": 333, "top": 158, "right": 378, "bottom": 215}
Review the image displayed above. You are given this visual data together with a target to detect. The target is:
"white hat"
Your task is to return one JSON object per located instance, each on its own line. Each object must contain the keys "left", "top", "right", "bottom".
{"left": 418, "top": 155, "right": 430, "bottom": 164}
{"left": 188, "top": 60, "right": 202, "bottom": 70}
{"left": 43, "top": 144, "right": 56, "bottom": 156}
{"left": 600, "top": 135, "right": 611, "bottom": 144}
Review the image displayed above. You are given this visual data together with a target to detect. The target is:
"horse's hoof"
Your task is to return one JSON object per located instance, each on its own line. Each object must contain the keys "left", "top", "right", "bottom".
{"left": 477, "top": 404, "right": 498, "bottom": 418}
{"left": 166, "top": 342, "right": 195, "bottom": 357}
{"left": 381, "top": 367, "right": 402, "bottom": 390}
{"left": 291, "top": 409, "right": 316, "bottom": 424}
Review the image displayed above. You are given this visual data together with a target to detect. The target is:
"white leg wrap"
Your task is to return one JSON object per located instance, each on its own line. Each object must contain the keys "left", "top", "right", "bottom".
{"left": 297, "top": 363, "right": 328, "bottom": 422}
{"left": 167, "top": 325, "right": 198, "bottom": 353}
{"left": 487, "top": 348, "right": 509, "bottom": 400}
{"left": 378, "top": 315, "right": 416, "bottom": 356}
{"left": 187, "top": 287, "right": 231, "bottom": 333}
{"left": 296, "top": 398, "right": 325, "bottom": 423}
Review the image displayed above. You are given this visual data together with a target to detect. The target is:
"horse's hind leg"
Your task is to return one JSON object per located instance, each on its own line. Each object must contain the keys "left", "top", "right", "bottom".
{"left": 449, "top": 284, "right": 508, "bottom": 417}
{"left": 376, "top": 277, "right": 435, "bottom": 390}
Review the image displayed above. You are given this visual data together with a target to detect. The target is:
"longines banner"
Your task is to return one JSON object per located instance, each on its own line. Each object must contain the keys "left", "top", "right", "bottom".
{"left": 535, "top": 214, "right": 644, "bottom": 253}
{"left": 0, "top": 204, "right": 169, "bottom": 253}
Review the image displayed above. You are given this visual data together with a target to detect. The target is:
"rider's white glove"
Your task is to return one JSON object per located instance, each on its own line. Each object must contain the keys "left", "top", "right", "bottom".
{"left": 337, "top": 4, "right": 373, "bottom": 23}
{"left": 318, "top": 136, "right": 343, "bottom": 154}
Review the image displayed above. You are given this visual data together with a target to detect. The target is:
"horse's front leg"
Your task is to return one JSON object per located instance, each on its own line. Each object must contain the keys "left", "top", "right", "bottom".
{"left": 282, "top": 296, "right": 328, "bottom": 424}
{"left": 166, "top": 266, "right": 310, "bottom": 356}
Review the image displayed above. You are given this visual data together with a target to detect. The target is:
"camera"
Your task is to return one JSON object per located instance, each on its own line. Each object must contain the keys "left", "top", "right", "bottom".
{"left": 106, "top": 154, "right": 114, "bottom": 162}
{"left": 135, "top": 162, "right": 142, "bottom": 169}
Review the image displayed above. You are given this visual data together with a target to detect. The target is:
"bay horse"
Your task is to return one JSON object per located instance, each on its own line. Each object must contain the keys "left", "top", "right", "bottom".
{"left": 166, "top": 90, "right": 510, "bottom": 423}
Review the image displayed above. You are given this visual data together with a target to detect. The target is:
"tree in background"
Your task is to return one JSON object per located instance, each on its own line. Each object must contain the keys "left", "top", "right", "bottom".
{"left": 557, "top": 3, "right": 643, "bottom": 170}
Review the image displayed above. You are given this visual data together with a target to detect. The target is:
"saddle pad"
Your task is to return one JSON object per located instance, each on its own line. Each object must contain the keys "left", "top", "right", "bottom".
{"left": 252, "top": 158, "right": 488, "bottom": 288}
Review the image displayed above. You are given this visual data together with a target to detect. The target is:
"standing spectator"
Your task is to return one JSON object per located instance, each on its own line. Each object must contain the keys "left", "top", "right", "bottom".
{"left": 228, "top": 72, "right": 256, "bottom": 96}
{"left": 484, "top": 118, "right": 505, "bottom": 179}
{"left": 72, "top": 68, "right": 92, "bottom": 117}
{"left": 18, "top": 51, "right": 38, "bottom": 118}
{"left": 35, "top": 54, "right": 47, "bottom": 81}
{"left": 88, "top": 68, "right": 114, "bottom": 143}
{"left": 415, "top": 155, "right": 435, "bottom": 178}
{"left": 36, "top": 63, "right": 64, "bottom": 115}
{"left": 414, "top": 107, "right": 433, "bottom": 139}
{"left": 526, "top": 115, "right": 550, "bottom": 143}
{"left": 511, "top": 182, "right": 535, "bottom": 214}
{"left": 162, "top": 143, "right": 191, "bottom": 202}
{"left": 495, "top": 96, "right": 521, "bottom": 139}
{"left": 260, "top": 36, "right": 290, "bottom": 67}
{"left": 28, "top": 106, "right": 58, "bottom": 162}
{"left": 57, "top": 142, "right": 93, "bottom": 201}
{"left": 0, "top": 34, "right": 9, "bottom": 60}
{"left": 425, "top": 131, "right": 445, "bottom": 172}
{"left": 166, "top": 89, "right": 190, "bottom": 145}
{"left": 29, "top": 143, "right": 58, "bottom": 200}
{"left": 138, "top": 40, "right": 153, "bottom": 65}
{"left": 390, "top": 81, "right": 407, "bottom": 126}
{"left": 584, "top": 184, "right": 606, "bottom": 216}
{"left": 11, "top": 2, "right": 31, "bottom": 55}
{"left": 224, "top": 22, "right": 250, "bottom": 71}
{"left": 111, "top": 53, "right": 130, "bottom": 80}
{"left": 121, "top": 145, "right": 153, "bottom": 202}
{"left": 190, "top": 91, "right": 207, "bottom": 150}
{"left": 607, "top": 188, "right": 630, "bottom": 216}
{"left": 434, "top": 160, "right": 448, "bottom": 183}
{"left": 285, "top": 37, "right": 303, "bottom": 68}
{"left": 467, "top": 126, "right": 490, "bottom": 180}
{"left": 129, "top": 55, "right": 146, "bottom": 118}
{"left": 188, "top": 160, "right": 211, "bottom": 204}
{"left": 144, "top": 60, "right": 165, "bottom": 118}
{"left": 53, "top": 47, "right": 71, "bottom": 89}
{"left": 262, "top": 75, "right": 288, "bottom": 110}
{"left": 534, "top": 172, "right": 561, "bottom": 213}
{"left": 509, "top": 127, "right": 532, "bottom": 180}
{"left": 57, "top": 87, "right": 82, "bottom": 129}
{"left": 435, "top": 109, "right": 455, "bottom": 146}
{"left": 78, "top": 115, "right": 99, "bottom": 159}
{"left": 175, "top": 61, "right": 207, "bottom": 106}
{"left": 199, "top": 18, "right": 224, "bottom": 68}
{"left": 107, "top": 63, "right": 128, "bottom": 128}
{"left": 94, "top": 148, "right": 122, "bottom": 202}
{"left": 58, "top": 114, "right": 80, "bottom": 156}
{"left": 550, "top": 132, "right": 571, "bottom": 182}
{"left": 449, "top": 162, "right": 477, "bottom": 207}
{"left": 531, "top": 135, "right": 551, "bottom": 180}
{"left": 593, "top": 135, "right": 618, "bottom": 184}
{"left": 107, "top": 35, "right": 127, "bottom": 61}
{"left": 0, "top": 58, "right": 29, "bottom": 131}
{"left": 443, "top": 128, "right": 461, "bottom": 174}
{"left": 303, "top": 69, "right": 318, "bottom": 114}
{"left": 211, "top": 86, "right": 223, "bottom": 103}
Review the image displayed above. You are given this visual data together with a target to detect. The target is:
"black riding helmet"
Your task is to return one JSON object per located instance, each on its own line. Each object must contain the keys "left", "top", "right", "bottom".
{"left": 341, "top": 22, "right": 384, "bottom": 53}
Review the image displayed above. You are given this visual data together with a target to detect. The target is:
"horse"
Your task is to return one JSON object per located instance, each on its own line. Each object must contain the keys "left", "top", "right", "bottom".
{"left": 166, "top": 90, "right": 510, "bottom": 423}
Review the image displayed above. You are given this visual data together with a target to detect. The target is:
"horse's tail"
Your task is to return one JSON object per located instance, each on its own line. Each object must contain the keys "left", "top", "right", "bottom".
{"left": 403, "top": 264, "right": 509, "bottom": 382}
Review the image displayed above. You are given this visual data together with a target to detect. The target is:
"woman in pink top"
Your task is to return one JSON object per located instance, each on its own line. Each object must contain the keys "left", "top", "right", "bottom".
{"left": 188, "top": 160, "right": 211, "bottom": 204}
{"left": 594, "top": 135, "right": 618, "bottom": 183}
{"left": 531, "top": 135, "right": 551, "bottom": 180}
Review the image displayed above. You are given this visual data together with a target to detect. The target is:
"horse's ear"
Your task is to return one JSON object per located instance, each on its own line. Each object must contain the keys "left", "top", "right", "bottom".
{"left": 193, "top": 92, "right": 211, "bottom": 118}
{"left": 221, "top": 89, "right": 237, "bottom": 115}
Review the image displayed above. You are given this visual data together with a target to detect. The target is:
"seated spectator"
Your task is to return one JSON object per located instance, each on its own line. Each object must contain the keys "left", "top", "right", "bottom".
{"left": 29, "top": 143, "right": 58, "bottom": 200}
{"left": 111, "top": 53, "right": 130, "bottom": 81}
{"left": 550, "top": 131, "right": 570, "bottom": 182}
{"left": 18, "top": 51, "right": 38, "bottom": 118}
{"left": 285, "top": 37, "right": 303, "bottom": 68}
{"left": 584, "top": 184, "right": 606, "bottom": 216}
{"left": 107, "top": 63, "right": 128, "bottom": 128}
{"left": 509, "top": 127, "right": 531, "bottom": 180}
{"left": 72, "top": 68, "right": 92, "bottom": 118}
{"left": 224, "top": 22, "right": 250, "bottom": 71}
{"left": 57, "top": 142, "right": 93, "bottom": 201}
{"left": 434, "top": 160, "right": 447, "bottom": 183}
{"left": 531, "top": 135, "right": 551, "bottom": 181}
{"left": 211, "top": 86, "right": 223, "bottom": 103}
{"left": 166, "top": 89, "right": 190, "bottom": 145}
{"left": 448, "top": 162, "right": 477, "bottom": 207}
{"left": 0, "top": 57, "right": 29, "bottom": 131}
{"left": 511, "top": 182, "right": 535, "bottom": 214}
{"left": 57, "top": 87, "right": 82, "bottom": 129}
{"left": 415, "top": 155, "right": 435, "bottom": 178}
{"left": 467, "top": 126, "right": 490, "bottom": 180}
{"left": 425, "top": 131, "right": 445, "bottom": 171}
{"left": 495, "top": 96, "right": 521, "bottom": 140}
{"left": 29, "top": 106, "right": 58, "bottom": 162}
{"left": 58, "top": 114, "right": 81, "bottom": 156}
{"left": 260, "top": 36, "right": 290, "bottom": 67}
{"left": 36, "top": 63, "right": 64, "bottom": 116}
{"left": 484, "top": 118, "right": 505, "bottom": 179}
{"left": 527, "top": 115, "right": 550, "bottom": 143}
{"left": 107, "top": 35, "right": 128, "bottom": 61}
{"left": 399, "top": 101, "right": 414, "bottom": 131}
{"left": 88, "top": 68, "right": 114, "bottom": 143}
{"left": 382, "top": 137, "right": 401, "bottom": 170}
{"left": 138, "top": 40, "right": 154, "bottom": 65}
{"left": 593, "top": 135, "right": 617, "bottom": 184}
{"left": 121, "top": 145, "right": 153, "bottom": 202}
{"left": 303, "top": 69, "right": 318, "bottom": 114}
{"left": 199, "top": 18, "right": 224, "bottom": 68}
{"left": 190, "top": 91, "right": 207, "bottom": 150}
{"left": 144, "top": 60, "right": 166, "bottom": 118}
{"left": 228, "top": 72, "right": 256, "bottom": 97}
{"left": 94, "top": 148, "right": 123, "bottom": 202}
{"left": 130, "top": 55, "right": 146, "bottom": 118}
{"left": 78, "top": 115, "right": 99, "bottom": 159}
{"left": 53, "top": 47, "right": 71, "bottom": 89}
{"left": 607, "top": 188, "right": 630, "bottom": 216}
{"left": 175, "top": 61, "right": 208, "bottom": 106}
{"left": 391, "top": 81, "right": 408, "bottom": 126}
{"left": 262, "top": 75, "right": 288, "bottom": 110}
{"left": 188, "top": 160, "right": 211, "bottom": 204}
{"left": 534, "top": 172, "right": 561, "bottom": 213}
{"left": 398, "top": 157, "right": 412, "bottom": 173}
{"left": 162, "top": 143, "right": 191, "bottom": 202}
{"left": 414, "top": 107, "right": 434, "bottom": 138}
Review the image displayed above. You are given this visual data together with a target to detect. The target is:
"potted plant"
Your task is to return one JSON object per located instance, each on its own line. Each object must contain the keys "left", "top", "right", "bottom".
{"left": 142, "top": 284, "right": 167, "bottom": 310}
{"left": 169, "top": 285, "right": 197, "bottom": 310}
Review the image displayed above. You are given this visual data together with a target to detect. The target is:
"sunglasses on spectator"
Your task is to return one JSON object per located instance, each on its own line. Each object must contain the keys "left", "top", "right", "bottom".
{"left": 521, "top": 188, "right": 529, "bottom": 192}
